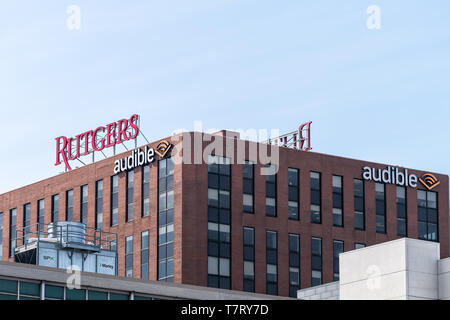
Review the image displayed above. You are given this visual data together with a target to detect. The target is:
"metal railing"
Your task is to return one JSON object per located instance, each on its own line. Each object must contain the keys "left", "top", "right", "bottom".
{"left": 14, "top": 222, "right": 117, "bottom": 253}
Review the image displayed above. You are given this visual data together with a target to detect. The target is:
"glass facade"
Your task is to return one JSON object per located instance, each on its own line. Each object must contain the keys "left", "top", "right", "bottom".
{"left": 207, "top": 155, "right": 231, "bottom": 289}
{"left": 9, "top": 208, "right": 17, "bottom": 257}
{"left": 265, "top": 165, "right": 277, "bottom": 217}
{"left": 375, "top": 183, "right": 386, "bottom": 233}
{"left": 23, "top": 203, "right": 31, "bottom": 242}
{"left": 0, "top": 278, "right": 157, "bottom": 300}
{"left": 66, "top": 189, "right": 73, "bottom": 222}
{"left": 266, "top": 230, "right": 278, "bottom": 295}
{"left": 243, "top": 227, "right": 255, "bottom": 292}
{"left": 52, "top": 194, "right": 59, "bottom": 223}
{"left": 141, "top": 230, "right": 149, "bottom": 279}
{"left": 288, "top": 168, "right": 299, "bottom": 220}
{"left": 142, "top": 165, "right": 150, "bottom": 218}
{"left": 397, "top": 186, "right": 407, "bottom": 237}
{"left": 37, "top": 199, "right": 44, "bottom": 237}
{"left": 158, "top": 157, "right": 174, "bottom": 282}
{"left": 125, "top": 235, "right": 133, "bottom": 277}
{"left": 81, "top": 185, "right": 88, "bottom": 224}
{"left": 111, "top": 175, "right": 119, "bottom": 226}
{"left": 95, "top": 180, "right": 103, "bottom": 230}
{"left": 333, "top": 240, "right": 344, "bottom": 281}
{"left": 289, "top": 234, "right": 300, "bottom": 297}
{"left": 354, "top": 179, "right": 365, "bottom": 230}
{"left": 310, "top": 172, "right": 321, "bottom": 223}
{"left": 126, "top": 170, "right": 134, "bottom": 222}
{"left": 332, "top": 176, "right": 343, "bottom": 227}
{"left": 242, "top": 161, "right": 254, "bottom": 213}
{"left": 418, "top": 190, "right": 438, "bottom": 242}
{"left": 311, "top": 237, "right": 322, "bottom": 286}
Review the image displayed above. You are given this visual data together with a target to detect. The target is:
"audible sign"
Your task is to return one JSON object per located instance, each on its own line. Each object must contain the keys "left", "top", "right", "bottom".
{"left": 113, "top": 140, "right": 172, "bottom": 174}
{"left": 362, "top": 166, "right": 441, "bottom": 191}
{"left": 362, "top": 166, "right": 418, "bottom": 188}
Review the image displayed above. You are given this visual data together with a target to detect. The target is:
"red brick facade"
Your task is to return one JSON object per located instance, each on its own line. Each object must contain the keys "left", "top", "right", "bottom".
{"left": 0, "top": 131, "right": 448, "bottom": 297}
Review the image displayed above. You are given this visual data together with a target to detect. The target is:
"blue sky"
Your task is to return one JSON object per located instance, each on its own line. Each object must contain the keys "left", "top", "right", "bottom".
{"left": 0, "top": 1, "right": 449, "bottom": 193}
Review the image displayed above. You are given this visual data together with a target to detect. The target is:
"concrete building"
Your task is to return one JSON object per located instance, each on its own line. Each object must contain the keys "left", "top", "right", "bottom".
{"left": 298, "top": 238, "right": 450, "bottom": 300}
{"left": 0, "top": 129, "right": 448, "bottom": 297}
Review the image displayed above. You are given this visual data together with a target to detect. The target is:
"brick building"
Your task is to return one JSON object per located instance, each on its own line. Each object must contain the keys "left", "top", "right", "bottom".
{"left": 0, "top": 130, "right": 448, "bottom": 298}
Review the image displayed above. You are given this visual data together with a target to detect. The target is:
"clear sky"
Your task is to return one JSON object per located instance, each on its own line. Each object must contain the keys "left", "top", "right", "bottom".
{"left": 0, "top": 1, "right": 449, "bottom": 194}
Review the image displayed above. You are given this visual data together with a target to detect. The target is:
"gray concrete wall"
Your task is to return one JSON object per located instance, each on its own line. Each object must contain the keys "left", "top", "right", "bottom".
{"left": 297, "top": 282, "right": 339, "bottom": 300}
{"left": 339, "top": 238, "right": 439, "bottom": 300}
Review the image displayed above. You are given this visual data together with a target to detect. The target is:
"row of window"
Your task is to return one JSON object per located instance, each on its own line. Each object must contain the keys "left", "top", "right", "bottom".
{"left": 243, "top": 228, "right": 365, "bottom": 297}
{"left": 124, "top": 230, "right": 150, "bottom": 279}
{"left": 0, "top": 278, "right": 155, "bottom": 300}
{"left": 241, "top": 164, "right": 438, "bottom": 240}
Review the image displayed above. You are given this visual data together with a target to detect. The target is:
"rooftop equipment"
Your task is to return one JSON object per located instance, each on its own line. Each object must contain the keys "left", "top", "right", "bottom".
{"left": 13, "top": 222, "right": 118, "bottom": 276}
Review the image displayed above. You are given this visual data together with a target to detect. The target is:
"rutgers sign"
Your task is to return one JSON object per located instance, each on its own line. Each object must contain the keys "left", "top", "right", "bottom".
{"left": 55, "top": 114, "right": 140, "bottom": 171}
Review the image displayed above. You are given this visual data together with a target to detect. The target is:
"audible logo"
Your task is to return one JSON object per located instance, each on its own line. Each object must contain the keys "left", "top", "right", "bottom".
{"left": 419, "top": 173, "right": 440, "bottom": 191}
{"left": 113, "top": 141, "right": 173, "bottom": 174}
{"left": 155, "top": 140, "right": 172, "bottom": 158}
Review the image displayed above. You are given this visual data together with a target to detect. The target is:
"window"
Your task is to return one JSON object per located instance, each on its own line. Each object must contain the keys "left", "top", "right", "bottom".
{"left": 375, "top": 183, "right": 386, "bottom": 233}
{"left": 288, "top": 168, "right": 299, "bottom": 220}
{"left": 289, "top": 234, "right": 300, "bottom": 297}
{"left": 142, "top": 165, "right": 150, "bottom": 217}
{"left": 418, "top": 190, "right": 438, "bottom": 242}
{"left": 80, "top": 185, "right": 88, "bottom": 224}
{"left": 243, "top": 227, "right": 255, "bottom": 292}
{"left": 66, "top": 288, "right": 86, "bottom": 300}
{"left": 397, "top": 186, "right": 407, "bottom": 237}
{"left": 45, "top": 285, "right": 64, "bottom": 300}
{"left": 310, "top": 172, "right": 321, "bottom": 223}
{"left": 354, "top": 179, "right": 365, "bottom": 230}
{"left": 111, "top": 175, "right": 119, "bottom": 226}
{"left": 23, "top": 203, "right": 31, "bottom": 242}
{"left": 207, "top": 155, "right": 231, "bottom": 289}
{"left": 126, "top": 170, "right": 134, "bottom": 222}
{"left": 125, "top": 235, "right": 133, "bottom": 277}
{"left": 243, "top": 161, "right": 254, "bottom": 213}
{"left": 332, "top": 176, "right": 343, "bottom": 227}
{"left": 19, "top": 281, "right": 40, "bottom": 300}
{"left": 0, "top": 212, "right": 3, "bottom": 260}
{"left": 37, "top": 199, "right": 44, "bottom": 237}
{"left": 355, "top": 243, "right": 366, "bottom": 249}
{"left": 311, "top": 237, "right": 322, "bottom": 286}
{"left": 95, "top": 180, "right": 103, "bottom": 230}
{"left": 9, "top": 208, "right": 17, "bottom": 257}
{"left": 52, "top": 194, "right": 59, "bottom": 223}
{"left": 266, "top": 230, "right": 278, "bottom": 295}
{"left": 265, "top": 165, "right": 277, "bottom": 217}
{"left": 158, "top": 157, "right": 174, "bottom": 282}
{"left": 333, "top": 240, "right": 344, "bottom": 281}
{"left": 141, "top": 230, "right": 149, "bottom": 279}
{"left": 66, "top": 189, "right": 74, "bottom": 222}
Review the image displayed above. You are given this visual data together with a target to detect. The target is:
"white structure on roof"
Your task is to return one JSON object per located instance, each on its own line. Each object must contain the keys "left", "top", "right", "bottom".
{"left": 298, "top": 238, "right": 450, "bottom": 300}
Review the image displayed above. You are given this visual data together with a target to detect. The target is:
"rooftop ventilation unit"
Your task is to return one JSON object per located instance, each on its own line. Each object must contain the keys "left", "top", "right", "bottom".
{"left": 13, "top": 222, "right": 118, "bottom": 276}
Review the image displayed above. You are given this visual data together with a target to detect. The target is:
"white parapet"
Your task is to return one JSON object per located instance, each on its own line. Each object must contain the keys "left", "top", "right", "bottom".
{"left": 339, "top": 238, "right": 440, "bottom": 300}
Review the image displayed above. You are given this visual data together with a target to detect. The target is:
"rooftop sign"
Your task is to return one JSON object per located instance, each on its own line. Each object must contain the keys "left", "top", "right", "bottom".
{"left": 55, "top": 114, "right": 140, "bottom": 171}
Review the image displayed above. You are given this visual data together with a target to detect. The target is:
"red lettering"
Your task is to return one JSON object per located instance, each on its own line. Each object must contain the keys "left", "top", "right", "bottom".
{"left": 128, "top": 114, "right": 140, "bottom": 139}
{"left": 299, "top": 121, "right": 312, "bottom": 151}
{"left": 92, "top": 126, "right": 106, "bottom": 151}
{"left": 55, "top": 136, "right": 72, "bottom": 170}
{"left": 105, "top": 122, "right": 117, "bottom": 148}
{"left": 116, "top": 119, "right": 129, "bottom": 144}
{"left": 77, "top": 130, "right": 93, "bottom": 156}
{"left": 55, "top": 115, "right": 140, "bottom": 171}
{"left": 67, "top": 137, "right": 80, "bottom": 161}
